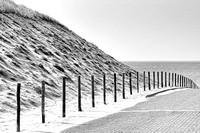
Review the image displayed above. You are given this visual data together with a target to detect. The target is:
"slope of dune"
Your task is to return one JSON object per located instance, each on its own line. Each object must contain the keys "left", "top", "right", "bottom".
{"left": 0, "top": 0, "right": 143, "bottom": 115}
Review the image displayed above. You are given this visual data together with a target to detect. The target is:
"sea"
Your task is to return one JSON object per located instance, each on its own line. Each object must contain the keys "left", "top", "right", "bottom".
{"left": 123, "top": 61, "right": 200, "bottom": 86}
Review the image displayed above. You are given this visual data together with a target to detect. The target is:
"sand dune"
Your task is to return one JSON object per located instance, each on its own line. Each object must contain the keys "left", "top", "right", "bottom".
{"left": 0, "top": 0, "right": 143, "bottom": 119}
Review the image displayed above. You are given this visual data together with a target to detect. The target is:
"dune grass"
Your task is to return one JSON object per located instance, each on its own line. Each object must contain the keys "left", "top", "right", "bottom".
{"left": 0, "top": 0, "right": 68, "bottom": 30}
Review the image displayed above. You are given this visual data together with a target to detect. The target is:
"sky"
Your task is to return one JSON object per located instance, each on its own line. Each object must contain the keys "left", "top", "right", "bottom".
{"left": 12, "top": 0, "right": 200, "bottom": 61}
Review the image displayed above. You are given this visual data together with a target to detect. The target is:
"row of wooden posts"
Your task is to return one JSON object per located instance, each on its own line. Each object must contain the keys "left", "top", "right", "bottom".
{"left": 16, "top": 71, "right": 198, "bottom": 132}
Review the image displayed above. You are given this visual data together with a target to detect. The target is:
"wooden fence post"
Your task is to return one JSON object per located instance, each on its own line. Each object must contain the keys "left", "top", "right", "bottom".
{"left": 180, "top": 75, "right": 182, "bottom": 87}
{"left": 191, "top": 80, "right": 193, "bottom": 88}
{"left": 180, "top": 74, "right": 181, "bottom": 87}
{"left": 137, "top": 72, "right": 139, "bottom": 93}
{"left": 114, "top": 73, "right": 117, "bottom": 102}
{"left": 122, "top": 73, "right": 125, "bottom": 99}
{"left": 177, "top": 74, "right": 179, "bottom": 87}
{"left": 161, "top": 71, "right": 163, "bottom": 88}
{"left": 129, "top": 73, "right": 132, "bottom": 95}
{"left": 157, "top": 72, "right": 159, "bottom": 88}
{"left": 182, "top": 76, "right": 184, "bottom": 88}
{"left": 181, "top": 75, "right": 183, "bottom": 87}
{"left": 78, "top": 76, "right": 82, "bottom": 111}
{"left": 184, "top": 77, "right": 186, "bottom": 87}
{"left": 168, "top": 73, "right": 171, "bottom": 87}
{"left": 186, "top": 78, "right": 188, "bottom": 88}
{"left": 175, "top": 73, "right": 177, "bottom": 87}
{"left": 165, "top": 72, "right": 167, "bottom": 87}
{"left": 188, "top": 79, "right": 191, "bottom": 88}
{"left": 91, "top": 75, "right": 95, "bottom": 107}
{"left": 153, "top": 71, "right": 155, "bottom": 89}
{"left": 17, "top": 83, "right": 21, "bottom": 132}
{"left": 148, "top": 72, "right": 151, "bottom": 90}
{"left": 185, "top": 77, "right": 187, "bottom": 88}
{"left": 177, "top": 75, "right": 179, "bottom": 87}
{"left": 42, "top": 81, "right": 45, "bottom": 123}
{"left": 143, "top": 71, "right": 146, "bottom": 91}
{"left": 172, "top": 73, "right": 174, "bottom": 87}
{"left": 62, "top": 77, "right": 66, "bottom": 117}
{"left": 103, "top": 73, "right": 106, "bottom": 104}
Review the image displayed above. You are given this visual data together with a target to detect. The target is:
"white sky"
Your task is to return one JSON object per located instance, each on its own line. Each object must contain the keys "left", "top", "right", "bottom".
{"left": 12, "top": 0, "right": 200, "bottom": 61}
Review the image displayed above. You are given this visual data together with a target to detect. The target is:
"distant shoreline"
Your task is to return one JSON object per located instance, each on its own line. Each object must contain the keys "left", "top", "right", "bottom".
{"left": 122, "top": 61, "right": 200, "bottom": 63}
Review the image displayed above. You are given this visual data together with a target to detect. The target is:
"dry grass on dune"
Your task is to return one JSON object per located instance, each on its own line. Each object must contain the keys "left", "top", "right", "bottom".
{"left": 0, "top": 0, "right": 69, "bottom": 30}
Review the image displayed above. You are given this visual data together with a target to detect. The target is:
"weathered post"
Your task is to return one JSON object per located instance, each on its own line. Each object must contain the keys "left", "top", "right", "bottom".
{"left": 168, "top": 73, "right": 171, "bottom": 87}
{"left": 186, "top": 77, "right": 188, "bottom": 88}
{"left": 62, "top": 77, "right": 66, "bottom": 117}
{"left": 188, "top": 79, "right": 191, "bottom": 88}
{"left": 182, "top": 76, "right": 184, "bottom": 88}
{"left": 165, "top": 72, "right": 167, "bottom": 87}
{"left": 191, "top": 80, "right": 193, "bottom": 88}
{"left": 188, "top": 79, "right": 190, "bottom": 88}
{"left": 177, "top": 75, "right": 179, "bottom": 87}
{"left": 137, "top": 72, "right": 139, "bottom": 93}
{"left": 180, "top": 75, "right": 182, "bottom": 87}
{"left": 17, "top": 83, "right": 21, "bottom": 132}
{"left": 184, "top": 77, "right": 186, "bottom": 87}
{"left": 186, "top": 78, "right": 188, "bottom": 88}
{"left": 175, "top": 73, "right": 177, "bottom": 87}
{"left": 185, "top": 77, "right": 187, "bottom": 88}
{"left": 153, "top": 71, "right": 155, "bottom": 89}
{"left": 129, "top": 73, "right": 132, "bottom": 95}
{"left": 143, "top": 71, "right": 146, "bottom": 91}
{"left": 148, "top": 71, "right": 151, "bottom": 90}
{"left": 103, "top": 73, "right": 106, "bottom": 104}
{"left": 157, "top": 72, "right": 159, "bottom": 88}
{"left": 114, "top": 73, "right": 117, "bottom": 102}
{"left": 161, "top": 71, "right": 163, "bottom": 88}
{"left": 78, "top": 76, "right": 82, "bottom": 111}
{"left": 181, "top": 75, "right": 183, "bottom": 88}
{"left": 178, "top": 74, "right": 180, "bottom": 87}
{"left": 172, "top": 73, "right": 174, "bottom": 87}
{"left": 122, "top": 73, "right": 125, "bottom": 99}
{"left": 91, "top": 75, "right": 95, "bottom": 107}
{"left": 41, "top": 81, "right": 45, "bottom": 123}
